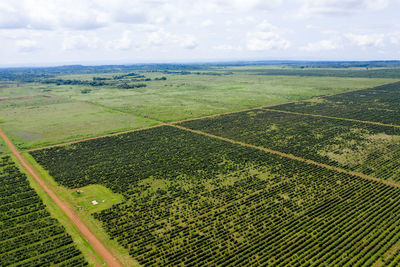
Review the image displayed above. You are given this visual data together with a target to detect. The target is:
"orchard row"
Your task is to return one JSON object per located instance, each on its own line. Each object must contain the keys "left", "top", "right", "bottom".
{"left": 0, "top": 156, "right": 87, "bottom": 266}
{"left": 31, "top": 126, "right": 400, "bottom": 266}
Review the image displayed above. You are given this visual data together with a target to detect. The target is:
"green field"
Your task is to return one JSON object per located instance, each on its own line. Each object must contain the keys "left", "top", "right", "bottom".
{"left": 4, "top": 63, "right": 400, "bottom": 266}
{"left": 0, "top": 155, "right": 88, "bottom": 266}
{"left": 271, "top": 81, "right": 400, "bottom": 125}
{"left": 30, "top": 125, "right": 400, "bottom": 266}
{"left": 0, "top": 100, "right": 157, "bottom": 149}
{"left": 179, "top": 108, "right": 400, "bottom": 183}
{"left": 0, "top": 69, "right": 397, "bottom": 149}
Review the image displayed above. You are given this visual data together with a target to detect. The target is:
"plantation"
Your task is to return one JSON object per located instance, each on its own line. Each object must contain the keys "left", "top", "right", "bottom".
{"left": 271, "top": 81, "right": 400, "bottom": 125}
{"left": 179, "top": 108, "right": 400, "bottom": 182}
{"left": 1, "top": 67, "right": 394, "bottom": 150}
{"left": 30, "top": 125, "right": 400, "bottom": 265}
{"left": 0, "top": 155, "right": 87, "bottom": 266}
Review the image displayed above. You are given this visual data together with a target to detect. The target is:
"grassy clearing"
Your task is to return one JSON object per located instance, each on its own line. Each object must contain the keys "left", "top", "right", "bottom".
{"left": 1, "top": 70, "right": 396, "bottom": 149}
{"left": 0, "top": 101, "right": 158, "bottom": 149}
{"left": 71, "top": 184, "right": 125, "bottom": 214}
{"left": 47, "top": 74, "right": 397, "bottom": 122}
{"left": 23, "top": 152, "right": 139, "bottom": 267}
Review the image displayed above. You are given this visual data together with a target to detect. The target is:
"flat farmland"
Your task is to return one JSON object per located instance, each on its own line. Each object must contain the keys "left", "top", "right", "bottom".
{"left": 0, "top": 73, "right": 394, "bottom": 150}
{"left": 0, "top": 155, "right": 87, "bottom": 266}
{"left": 30, "top": 125, "right": 400, "bottom": 266}
{"left": 0, "top": 100, "right": 158, "bottom": 150}
{"left": 43, "top": 74, "right": 396, "bottom": 122}
{"left": 271, "top": 81, "right": 400, "bottom": 125}
{"left": 179, "top": 109, "right": 400, "bottom": 183}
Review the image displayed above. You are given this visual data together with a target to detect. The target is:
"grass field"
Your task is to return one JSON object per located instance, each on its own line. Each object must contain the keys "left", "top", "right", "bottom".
{"left": 0, "top": 72, "right": 397, "bottom": 149}
{"left": 0, "top": 101, "right": 158, "bottom": 149}
{"left": 43, "top": 74, "right": 397, "bottom": 121}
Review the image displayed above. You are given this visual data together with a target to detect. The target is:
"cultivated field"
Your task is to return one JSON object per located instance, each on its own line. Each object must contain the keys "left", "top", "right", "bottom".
{"left": 3, "top": 63, "right": 400, "bottom": 266}
{"left": 0, "top": 155, "right": 87, "bottom": 266}
{"left": 0, "top": 67, "right": 396, "bottom": 149}
{"left": 179, "top": 105, "right": 400, "bottom": 183}
{"left": 31, "top": 124, "right": 400, "bottom": 265}
{"left": 271, "top": 81, "right": 400, "bottom": 125}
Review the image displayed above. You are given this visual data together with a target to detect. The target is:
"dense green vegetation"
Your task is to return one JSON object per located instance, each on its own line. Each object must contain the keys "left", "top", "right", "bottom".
{"left": 239, "top": 68, "right": 400, "bottom": 78}
{"left": 271, "top": 81, "right": 400, "bottom": 125}
{"left": 0, "top": 155, "right": 87, "bottom": 266}
{"left": 30, "top": 126, "right": 400, "bottom": 265}
{"left": 5, "top": 62, "right": 400, "bottom": 265}
{"left": 1, "top": 72, "right": 393, "bottom": 149}
{"left": 179, "top": 109, "right": 400, "bottom": 182}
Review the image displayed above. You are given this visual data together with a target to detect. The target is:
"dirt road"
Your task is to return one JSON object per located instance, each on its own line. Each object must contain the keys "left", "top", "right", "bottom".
{"left": 171, "top": 124, "right": 400, "bottom": 189}
{"left": 0, "top": 129, "right": 122, "bottom": 267}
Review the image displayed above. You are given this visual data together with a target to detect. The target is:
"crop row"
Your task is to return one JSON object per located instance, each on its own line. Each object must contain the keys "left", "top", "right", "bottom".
{"left": 0, "top": 155, "right": 87, "bottom": 266}
{"left": 31, "top": 126, "right": 400, "bottom": 266}
{"left": 179, "top": 108, "right": 400, "bottom": 182}
{"left": 270, "top": 81, "right": 400, "bottom": 125}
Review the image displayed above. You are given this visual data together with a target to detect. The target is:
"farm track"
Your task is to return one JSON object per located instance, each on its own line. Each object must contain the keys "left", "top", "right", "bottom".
{"left": 0, "top": 128, "right": 122, "bottom": 267}
{"left": 170, "top": 124, "right": 400, "bottom": 189}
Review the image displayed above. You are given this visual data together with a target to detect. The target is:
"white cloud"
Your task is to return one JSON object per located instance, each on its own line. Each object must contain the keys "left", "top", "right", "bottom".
{"left": 301, "top": 39, "right": 343, "bottom": 52}
{"left": 246, "top": 21, "right": 290, "bottom": 51}
{"left": 180, "top": 36, "right": 198, "bottom": 49}
{"left": 145, "top": 29, "right": 176, "bottom": 47}
{"left": 201, "top": 19, "right": 214, "bottom": 27}
{"left": 0, "top": 0, "right": 399, "bottom": 65}
{"left": 213, "top": 44, "right": 242, "bottom": 51}
{"left": 107, "top": 31, "right": 136, "bottom": 51}
{"left": 203, "top": 0, "right": 283, "bottom": 11}
{"left": 0, "top": 2, "right": 27, "bottom": 29}
{"left": 388, "top": 32, "right": 400, "bottom": 45}
{"left": 299, "top": 0, "right": 389, "bottom": 17}
{"left": 16, "top": 39, "right": 39, "bottom": 52}
{"left": 62, "top": 35, "right": 98, "bottom": 50}
{"left": 345, "top": 33, "right": 385, "bottom": 47}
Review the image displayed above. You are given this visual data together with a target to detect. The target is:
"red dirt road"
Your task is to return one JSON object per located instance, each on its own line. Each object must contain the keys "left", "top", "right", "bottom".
{"left": 0, "top": 129, "right": 122, "bottom": 267}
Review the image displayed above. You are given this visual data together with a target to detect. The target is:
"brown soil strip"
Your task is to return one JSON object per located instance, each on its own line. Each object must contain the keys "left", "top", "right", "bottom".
{"left": 0, "top": 129, "right": 122, "bottom": 267}
{"left": 0, "top": 94, "right": 52, "bottom": 102}
{"left": 263, "top": 108, "right": 400, "bottom": 128}
{"left": 171, "top": 124, "right": 400, "bottom": 189}
{"left": 0, "top": 96, "right": 33, "bottom": 101}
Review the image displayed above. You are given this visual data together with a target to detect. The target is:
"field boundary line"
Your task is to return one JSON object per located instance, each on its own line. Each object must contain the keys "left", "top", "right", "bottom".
{"left": 0, "top": 128, "right": 122, "bottom": 267}
{"left": 263, "top": 108, "right": 400, "bottom": 128}
{"left": 22, "top": 80, "right": 399, "bottom": 152}
{"left": 170, "top": 124, "right": 400, "bottom": 189}
{"left": 171, "top": 81, "right": 400, "bottom": 124}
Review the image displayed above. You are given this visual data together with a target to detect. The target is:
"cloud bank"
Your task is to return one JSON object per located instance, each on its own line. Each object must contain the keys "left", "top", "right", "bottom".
{"left": 0, "top": 0, "right": 399, "bottom": 65}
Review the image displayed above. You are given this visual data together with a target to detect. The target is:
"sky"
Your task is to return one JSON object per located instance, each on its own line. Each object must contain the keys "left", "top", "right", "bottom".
{"left": 0, "top": 0, "right": 399, "bottom": 66}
